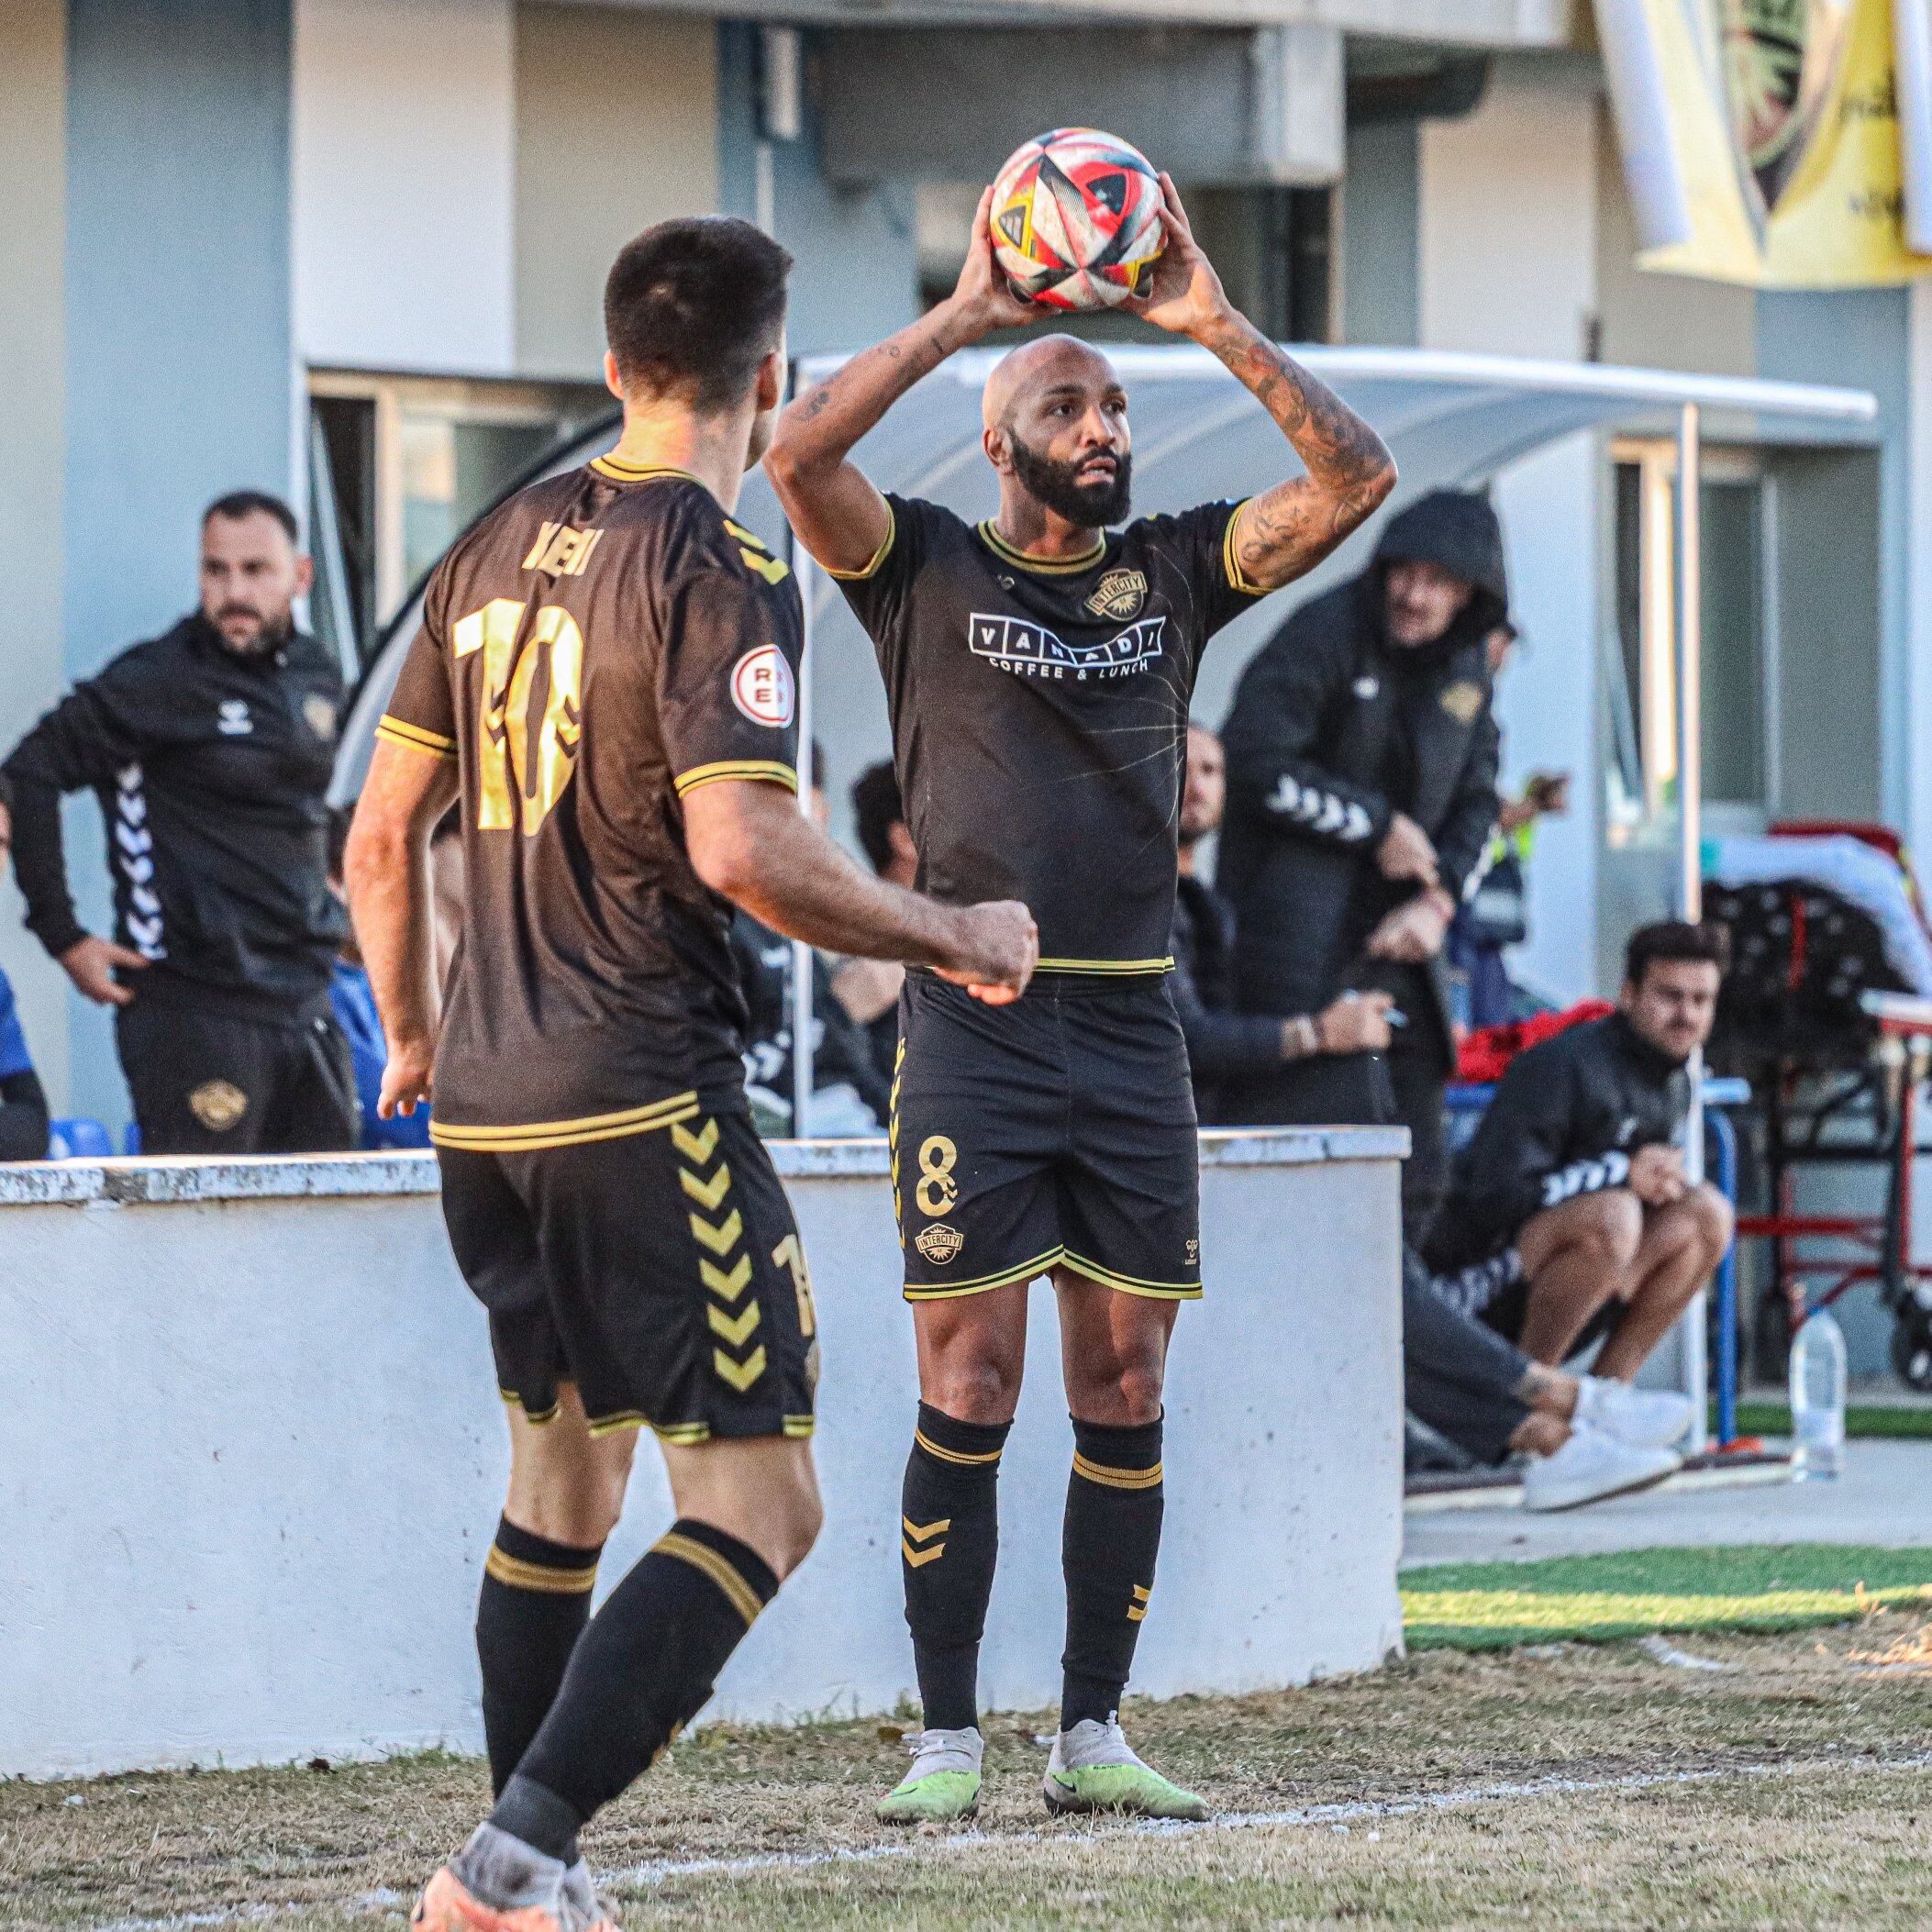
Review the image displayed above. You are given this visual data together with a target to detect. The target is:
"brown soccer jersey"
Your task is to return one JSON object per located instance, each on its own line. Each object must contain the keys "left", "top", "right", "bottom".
{"left": 376, "top": 454, "right": 803, "bottom": 1147}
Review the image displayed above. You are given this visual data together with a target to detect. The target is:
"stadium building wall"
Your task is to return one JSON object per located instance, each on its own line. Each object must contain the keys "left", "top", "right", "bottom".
{"left": 61, "top": 0, "right": 299, "bottom": 1133}
{"left": 0, "top": 0, "right": 72, "bottom": 1123}
{"left": 0, "top": 1135, "right": 1405, "bottom": 1779}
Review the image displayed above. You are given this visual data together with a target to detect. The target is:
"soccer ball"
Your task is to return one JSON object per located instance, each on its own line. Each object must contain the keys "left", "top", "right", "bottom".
{"left": 990, "top": 128, "right": 1166, "bottom": 312}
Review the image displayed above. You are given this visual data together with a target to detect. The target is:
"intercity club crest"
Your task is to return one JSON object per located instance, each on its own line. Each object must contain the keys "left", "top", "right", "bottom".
{"left": 1085, "top": 567, "right": 1149, "bottom": 621}
{"left": 915, "top": 1222, "right": 964, "bottom": 1265}
{"left": 303, "top": 693, "right": 339, "bottom": 741}
{"left": 967, "top": 612, "right": 1166, "bottom": 682}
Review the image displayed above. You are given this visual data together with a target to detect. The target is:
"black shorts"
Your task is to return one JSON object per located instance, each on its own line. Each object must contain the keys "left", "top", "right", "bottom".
{"left": 437, "top": 1105, "right": 817, "bottom": 1442}
{"left": 891, "top": 972, "right": 1201, "bottom": 1304}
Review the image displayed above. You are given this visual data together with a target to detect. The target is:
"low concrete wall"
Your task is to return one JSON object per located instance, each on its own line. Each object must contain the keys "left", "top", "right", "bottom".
{"left": 0, "top": 1129, "right": 1405, "bottom": 1779}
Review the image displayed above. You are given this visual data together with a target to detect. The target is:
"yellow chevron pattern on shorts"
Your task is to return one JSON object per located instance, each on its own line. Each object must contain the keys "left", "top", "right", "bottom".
{"left": 689, "top": 1206, "right": 744, "bottom": 1256}
{"left": 1127, "top": 1582, "right": 1151, "bottom": 1624}
{"left": 678, "top": 1117, "right": 766, "bottom": 1397}
{"left": 679, "top": 1161, "right": 733, "bottom": 1211}
{"left": 713, "top": 1344, "right": 768, "bottom": 1393}
{"left": 701, "top": 1253, "right": 753, "bottom": 1302}
{"left": 706, "top": 1300, "right": 761, "bottom": 1348}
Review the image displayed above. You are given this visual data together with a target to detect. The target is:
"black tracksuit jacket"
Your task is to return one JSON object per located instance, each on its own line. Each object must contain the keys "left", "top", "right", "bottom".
{"left": 1216, "top": 493, "right": 1506, "bottom": 1060}
{"left": 1169, "top": 871, "right": 1287, "bottom": 1124}
{"left": 1428, "top": 1012, "right": 1693, "bottom": 1269}
{"left": 2, "top": 616, "right": 346, "bottom": 1020}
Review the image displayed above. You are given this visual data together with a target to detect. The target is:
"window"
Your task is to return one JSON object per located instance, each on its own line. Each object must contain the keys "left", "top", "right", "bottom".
{"left": 1607, "top": 439, "right": 1774, "bottom": 840}
{"left": 307, "top": 372, "right": 612, "bottom": 666}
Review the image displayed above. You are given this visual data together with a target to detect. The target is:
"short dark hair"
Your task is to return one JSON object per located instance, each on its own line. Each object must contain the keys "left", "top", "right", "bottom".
{"left": 1625, "top": 919, "right": 1729, "bottom": 987}
{"left": 604, "top": 217, "right": 792, "bottom": 414}
{"left": 204, "top": 491, "right": 299, "bottom": 544}
{"left": 851, "top": 760, "right": 905, "bottom": 875}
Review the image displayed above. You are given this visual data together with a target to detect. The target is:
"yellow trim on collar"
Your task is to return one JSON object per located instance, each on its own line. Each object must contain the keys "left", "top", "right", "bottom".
{"left": 589, "top": 455, "right": 704, "bottom": 486}
{"left": 976, "top": 521, "right": 1107, "bottom": 574}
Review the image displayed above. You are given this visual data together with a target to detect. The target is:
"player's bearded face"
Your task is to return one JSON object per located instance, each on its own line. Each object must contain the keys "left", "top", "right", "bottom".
{"left": 1008, "top": 429, "right": 1133, "bottom": 527}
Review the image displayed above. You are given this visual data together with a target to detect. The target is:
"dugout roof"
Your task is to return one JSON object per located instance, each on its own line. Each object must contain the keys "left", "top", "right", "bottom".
{"left": 333, "top": 345, "right": 1878, "bottom": 807}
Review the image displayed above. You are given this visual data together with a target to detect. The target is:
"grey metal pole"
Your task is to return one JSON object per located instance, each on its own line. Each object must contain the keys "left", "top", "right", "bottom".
{"left": 790, "top": 533, "right": 817, "bottom": 1136}
{"left": 1675, "top": 399, "right": 1709, "bottom": 1450}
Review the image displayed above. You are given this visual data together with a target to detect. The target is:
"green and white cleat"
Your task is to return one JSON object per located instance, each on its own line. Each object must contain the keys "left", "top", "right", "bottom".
{"left": 1041, "top": 1715, "right": 1207, "bottom": 1821}
{"left": 875, "top": 1726, "right": 983, "bottom": 1825}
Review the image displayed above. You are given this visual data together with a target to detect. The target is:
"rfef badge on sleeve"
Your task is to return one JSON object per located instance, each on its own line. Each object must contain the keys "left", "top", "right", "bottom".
{"left": 731, "top": 646, "right": 796, "bottom": 727}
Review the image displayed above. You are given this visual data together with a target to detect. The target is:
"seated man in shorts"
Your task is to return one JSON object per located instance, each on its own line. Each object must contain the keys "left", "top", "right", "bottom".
{"left": 1427, "top": 920, "right": 1733, "bottom": 1387}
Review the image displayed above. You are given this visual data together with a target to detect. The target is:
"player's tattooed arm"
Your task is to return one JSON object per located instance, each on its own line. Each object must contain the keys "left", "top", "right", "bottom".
{"left": 767, "top": 184, "right": 1038, "bottom": 576}
{"left": 1129, "top": 173, "right": 1395, "bottom": 589}
{"left": 1206, "top": 316, "right": 1397, "bottom": 590}
{"left": 344, "top": 740, "right": 461, "bottom": 1118}
{"left": 686, "top": 779, "right": 1038, "bottom": 1003}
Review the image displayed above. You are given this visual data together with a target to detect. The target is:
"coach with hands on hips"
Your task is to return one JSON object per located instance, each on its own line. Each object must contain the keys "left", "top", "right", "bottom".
{"left": 1, "top": 493, "right": 357, "bottom": 1155}
{"left": 1216, "top": 489, "right": 1505, "bottom": 1241}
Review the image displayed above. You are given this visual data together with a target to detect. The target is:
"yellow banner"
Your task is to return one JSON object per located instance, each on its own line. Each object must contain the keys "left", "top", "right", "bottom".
{"left": 1596, "top": 0, "right": 1932, "bottom": 287}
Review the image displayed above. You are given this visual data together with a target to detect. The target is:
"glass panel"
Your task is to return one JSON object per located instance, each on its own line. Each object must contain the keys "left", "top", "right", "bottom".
{"left": 312, "top": 394, "right": 377, "bottom": 653}
{"left": 1699, "top": 478, "right": 1765, "bottom": 805}
{"left": 398, "top": 413, "right": 556, "bottom": 598}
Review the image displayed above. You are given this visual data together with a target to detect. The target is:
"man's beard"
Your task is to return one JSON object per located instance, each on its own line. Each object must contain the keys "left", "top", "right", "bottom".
{"left": 1008, "top": 436, "right": 1132, "bottom": 527}
{"left": 213, "top": 608, "right": 293, "bottom": 656}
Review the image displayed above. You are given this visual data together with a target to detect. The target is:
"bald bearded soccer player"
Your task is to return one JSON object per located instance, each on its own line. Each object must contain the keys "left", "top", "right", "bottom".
{"left": 767, "top": 176, "right": 1394, "bottom": 1824}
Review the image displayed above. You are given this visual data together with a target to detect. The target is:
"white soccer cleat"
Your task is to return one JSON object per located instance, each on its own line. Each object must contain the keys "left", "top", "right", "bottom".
{"left": 1521, "top": 1425, "right": 1680, "bottom": 1513}
{"left": 1576, "top": 1376, "right": 1695, "bottom": 1450}
{"left": 1042, "top": 1715, "right": 1206, "bottom": 1820}
{"left": 876, "top": 1726, "right": 984, "bottom": 1824}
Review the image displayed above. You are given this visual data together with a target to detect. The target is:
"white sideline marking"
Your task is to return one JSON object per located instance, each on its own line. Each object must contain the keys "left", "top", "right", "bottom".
{"left": 90, "top": 1749, "right": 1932, "bottom": 1931}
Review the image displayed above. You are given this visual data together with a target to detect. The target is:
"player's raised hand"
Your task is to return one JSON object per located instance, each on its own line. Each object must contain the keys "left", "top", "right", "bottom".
{"left": 1129, "top": 175, "right": 1229, "bottom": 341}
{"left": 942, "top": 186, "right": 1043, "bottom": 343}
{"left": 934, "top": 898, "right": 1038, "bottom": 1005}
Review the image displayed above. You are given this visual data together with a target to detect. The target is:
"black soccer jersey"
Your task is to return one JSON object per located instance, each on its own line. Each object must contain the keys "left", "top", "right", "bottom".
{"left": 831, "top": 494, "right": 1266, "bottom": 975}
{"left": 377, "top": 455, "right": 803, "bottom": 1146}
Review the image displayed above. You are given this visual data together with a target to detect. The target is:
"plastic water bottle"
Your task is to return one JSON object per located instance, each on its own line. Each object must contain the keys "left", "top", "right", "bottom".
{"left": 1788, "top": 1308, "right": 1847, "bottom": 1480}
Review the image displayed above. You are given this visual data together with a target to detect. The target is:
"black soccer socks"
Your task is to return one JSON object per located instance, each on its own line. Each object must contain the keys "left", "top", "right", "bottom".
{"left": 900, "top": 1402, "right": 1012, "bottom": 1732}
{"left": 474, "top": 1517, "right": 603, "bottom": 1797}
{"left": 492, "top": 1517, "right": 779, "bottom": 1858}
{"left": 1060, "top": 1414, "right": 1164, "bottom": 1731}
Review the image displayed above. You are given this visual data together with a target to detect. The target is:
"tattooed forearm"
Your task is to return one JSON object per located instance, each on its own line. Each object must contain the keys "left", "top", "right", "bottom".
{"left": 1205, "top": 313, "right": 1393, "bottom": 491}
{"left": 1197, "top": 309, "right": 1395, "bottom": 589}
{"left": 778, "top": 315, "right": 956, "bottom": 469}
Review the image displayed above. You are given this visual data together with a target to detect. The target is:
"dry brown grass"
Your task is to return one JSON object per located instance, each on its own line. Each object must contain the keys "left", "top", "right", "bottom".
{"left": 6, "top": 1622, "right": 1932, "bottom": 1929}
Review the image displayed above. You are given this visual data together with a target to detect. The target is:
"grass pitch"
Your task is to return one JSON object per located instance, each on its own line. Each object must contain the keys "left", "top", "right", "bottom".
{"left": 1402, "top": 1542, "right": 1932, "bottom": 1650}
{"left": 8, "top": 1593, "right": 1932, "bottom": 1929}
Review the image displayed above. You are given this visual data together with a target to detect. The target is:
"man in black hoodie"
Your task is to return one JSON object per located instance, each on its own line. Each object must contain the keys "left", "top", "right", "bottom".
{"left": 2, "top": 493, "right": 354, "bottom": 1155}
{"left": 1217, "top": 489, "right": 1505, "bottom": 1239}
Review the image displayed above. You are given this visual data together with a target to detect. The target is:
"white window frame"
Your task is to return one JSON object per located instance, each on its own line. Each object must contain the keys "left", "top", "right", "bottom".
{"left": 1608, "top": 437, "right": 1778, "bottom": 837}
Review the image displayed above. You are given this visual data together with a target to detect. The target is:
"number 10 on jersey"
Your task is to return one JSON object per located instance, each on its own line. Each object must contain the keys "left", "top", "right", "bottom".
{"left": 453, "top": 597, "right": 584, "bottom": 833}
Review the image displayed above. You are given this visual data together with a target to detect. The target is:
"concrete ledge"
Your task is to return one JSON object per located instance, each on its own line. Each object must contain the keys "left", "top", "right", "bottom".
{"left": 0, "top": 1123, "right": 1405, "bottom": 1776}
{"left": 0, "top": 1124, "right": 1410, "bottom": 1207}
